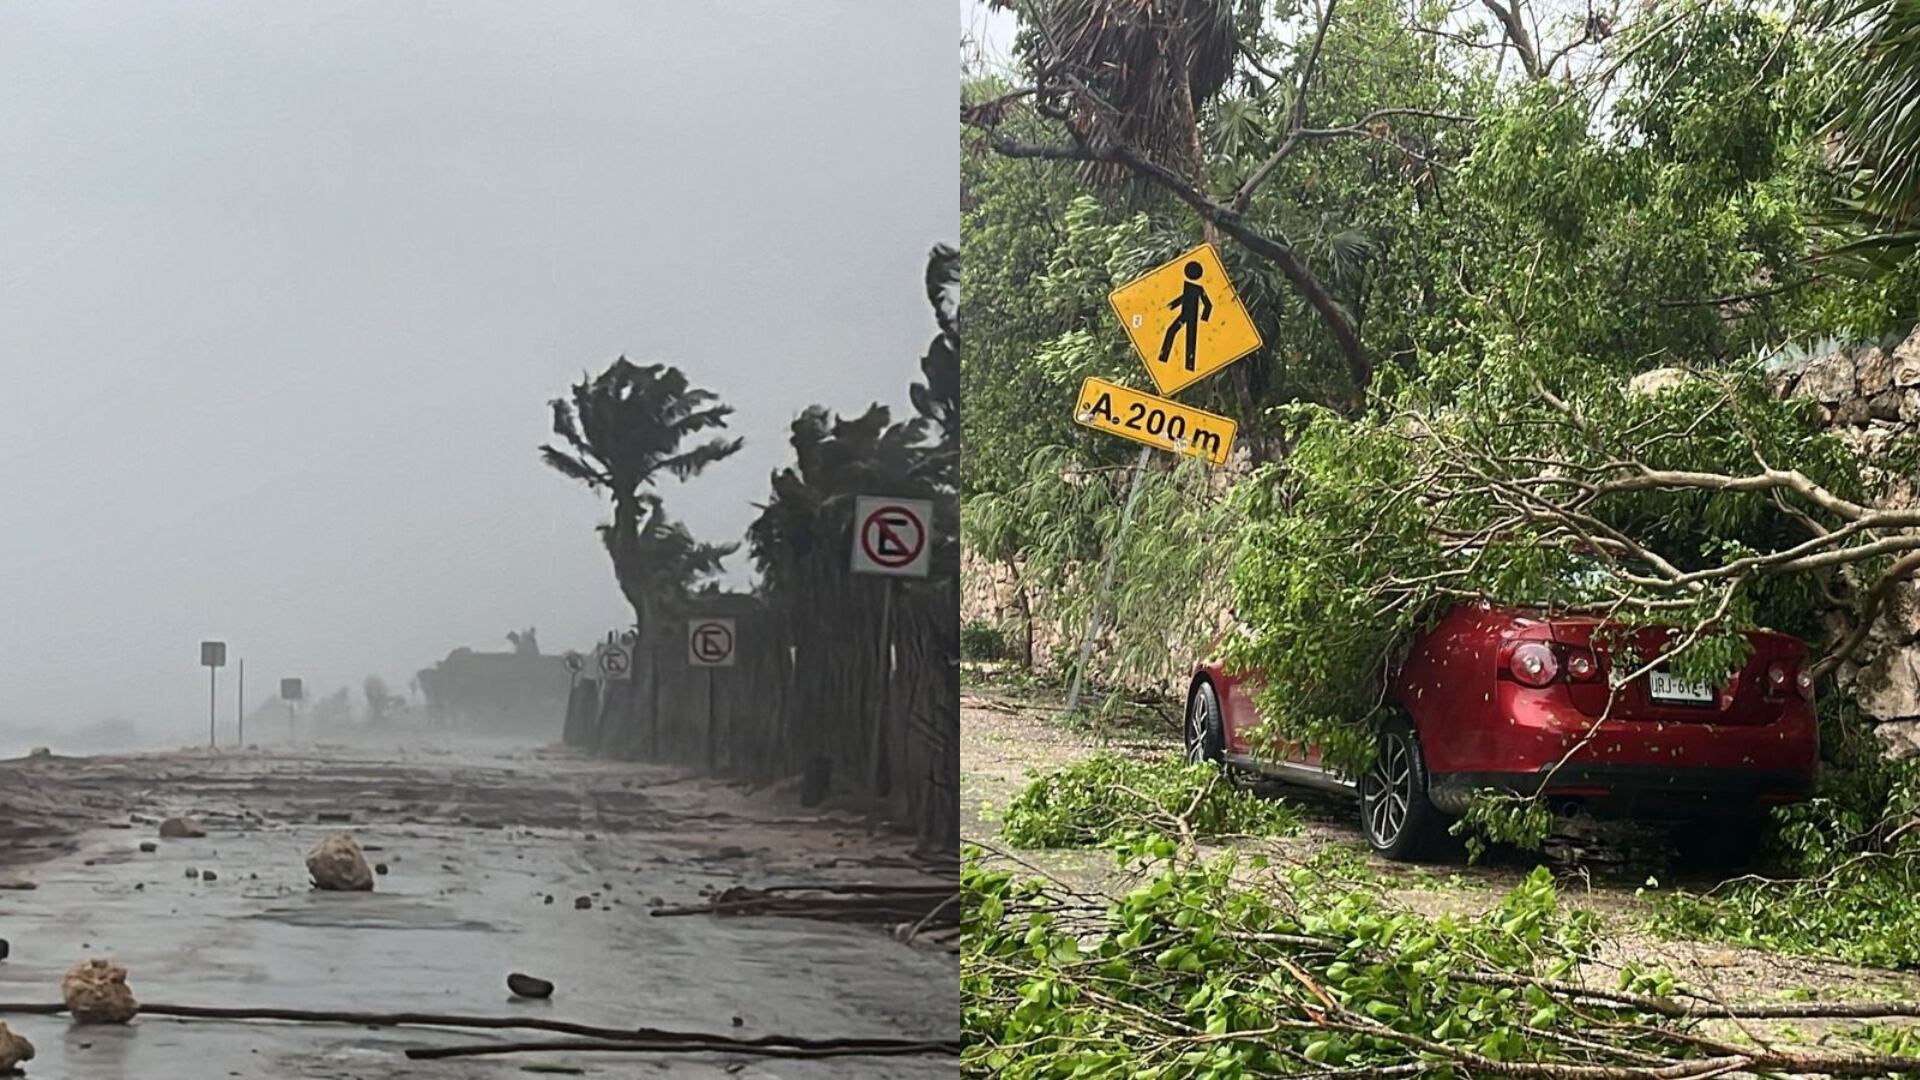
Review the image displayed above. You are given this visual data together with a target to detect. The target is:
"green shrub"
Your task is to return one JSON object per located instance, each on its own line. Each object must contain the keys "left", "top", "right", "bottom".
{"left": 1648, "top": 698, "right": 1920, "bottom": 968}
{"left": 960, "top": 620, "right": 1009, "bottom": 662}
{"left": 1000, "top": 754, "right": 1298, "bottom": 848}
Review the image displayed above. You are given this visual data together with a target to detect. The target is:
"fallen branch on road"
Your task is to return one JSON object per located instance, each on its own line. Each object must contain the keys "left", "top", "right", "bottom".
{"left": 963, "top": 845, "right": 1920, "bottom": 1077}
{"left": 0, "top": 1001, "right": 960, "bottom": 1058}
{"left": 651, "top": 883, "right": 961, "bottom": 929}
{"left": 405, "top": 1036, "right": 961, "bottom": 1061}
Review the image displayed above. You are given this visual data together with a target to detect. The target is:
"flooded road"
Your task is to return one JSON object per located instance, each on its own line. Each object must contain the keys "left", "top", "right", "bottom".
{"left": 0, "top": 742, "right": 957, "bottom": 1078}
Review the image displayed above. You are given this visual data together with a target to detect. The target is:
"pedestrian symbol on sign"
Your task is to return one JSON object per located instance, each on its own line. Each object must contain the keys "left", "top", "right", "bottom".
{"left": 1157, "top": 260, "right": 1214, "bottom": 372}
{"left": 1108, "top": 242, "right": 1263, "bottom": 397}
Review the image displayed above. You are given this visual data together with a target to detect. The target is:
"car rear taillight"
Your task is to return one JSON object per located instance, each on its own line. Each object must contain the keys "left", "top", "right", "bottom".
{"left": 1509, "top": 642, "right": 1559, "bottom": 688}
{"left": 1566, "top": 650, "right": 1599, "bottom": 682}
{"left": 1767, "top": 662, "right": 1790, "bottom": 692}
{"left": 1796, "top": 670, "right": 1815, "bottom": 700}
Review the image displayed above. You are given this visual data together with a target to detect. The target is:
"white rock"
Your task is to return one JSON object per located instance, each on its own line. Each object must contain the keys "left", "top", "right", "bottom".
{"left": 0, "top": 1022, "right": 31, "bottom": 1072}
{"left": 158, "top": 816, "right": 205, "bottom": 839}
{"left": 1627, "top": 367, "right": 1691, "bottom": 397}
{"left": 1794, "top": 350, "right": 1858, "bottom": 403}
{"left": 305, "top": 831, "right": 374, "bottom": 891}
{"left": 62, "top": 958, "right": 137, "bottom": 1024}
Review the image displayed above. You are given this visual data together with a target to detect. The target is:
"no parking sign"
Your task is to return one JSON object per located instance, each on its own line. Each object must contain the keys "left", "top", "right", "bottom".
{"left": 688, "top": 618, "right": 736, "bottom": 668}
{"left": 850, "top": 496, "right": 932, "bottom": 579}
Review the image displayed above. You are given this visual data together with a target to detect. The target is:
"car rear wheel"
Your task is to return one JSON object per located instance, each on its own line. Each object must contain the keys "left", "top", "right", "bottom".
{"left": 1671, "top": 817, "right": 1765, "bottom": 869}
{"left": 1360, "top": 718, "right": 1450, "bottom": 861}
{"left": 1186, "top": 681, "right": 1225, "bottom": 765}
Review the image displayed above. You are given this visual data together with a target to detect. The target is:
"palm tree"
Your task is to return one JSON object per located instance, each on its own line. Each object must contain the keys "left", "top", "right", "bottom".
{"left": 1815, "top": 0, "right": 1920, "bottom": 273}
{"left": 1014, "top": 0, "right": 1239, "bottom": 189}
{"left": 540, "top": 358, "right": 742, "bottom": 634}
{"left": 911, "top": 243, "right": 960, "bottom": 450}
{"left": 629, "top": 494, "right": 736, "bottom": 602}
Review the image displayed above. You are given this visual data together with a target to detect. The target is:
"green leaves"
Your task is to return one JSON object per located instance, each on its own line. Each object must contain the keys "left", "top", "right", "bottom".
{"left": 1000, "top": 754, "right": 1301, "bottom": 849}
{"left": 961, "top": 845, "right": 1729, "bottom": 1077}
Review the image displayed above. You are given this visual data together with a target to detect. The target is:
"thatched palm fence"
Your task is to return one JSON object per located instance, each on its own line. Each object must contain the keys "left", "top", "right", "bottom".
{"left": 563, "top": 578, "right": 958, "bottom": 851}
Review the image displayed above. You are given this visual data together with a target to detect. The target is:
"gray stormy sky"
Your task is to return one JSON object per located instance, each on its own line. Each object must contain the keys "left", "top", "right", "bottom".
{"left": 0, "top": 1, "right": 957, "bottom": 754}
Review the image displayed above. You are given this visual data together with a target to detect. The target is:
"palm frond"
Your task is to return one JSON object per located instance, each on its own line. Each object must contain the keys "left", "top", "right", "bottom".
{"left": 539, "top": 445, "right": 608, "bottom": 488}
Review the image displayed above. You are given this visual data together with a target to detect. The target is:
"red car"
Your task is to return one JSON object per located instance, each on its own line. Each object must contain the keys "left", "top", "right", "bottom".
{"left": 1188, "top": 601, "right": 1818, "bottom": 861}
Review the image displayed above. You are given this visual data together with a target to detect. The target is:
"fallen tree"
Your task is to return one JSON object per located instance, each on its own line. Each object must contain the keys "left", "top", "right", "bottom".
{"left": 1224, "top": 355, "right": 1919, "bottom": 782}
{"left": 962, "top": 839, "right": 1920, "bottom": 1077}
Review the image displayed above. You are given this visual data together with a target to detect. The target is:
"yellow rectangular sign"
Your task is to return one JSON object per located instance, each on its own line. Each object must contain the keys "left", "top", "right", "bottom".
{"left": 1072, "top": 377, "right": 1237, "bottom": 466}
{"left": 1108, "top": 242, "right": 1264, "bottom": 397}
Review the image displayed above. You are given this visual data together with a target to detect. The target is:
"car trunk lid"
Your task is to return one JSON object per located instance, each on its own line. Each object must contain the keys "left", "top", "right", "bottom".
{"left": 1541, "top": 616, "right": 1805, "bottom": 725}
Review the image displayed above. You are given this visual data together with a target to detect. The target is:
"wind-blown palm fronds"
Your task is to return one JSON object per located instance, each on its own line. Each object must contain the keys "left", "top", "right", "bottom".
{"left": 540, "top": 357, "right": 742, "bottom": 627}
{"left": 1814, "top": 0, "right": 1920, "bottom": 271}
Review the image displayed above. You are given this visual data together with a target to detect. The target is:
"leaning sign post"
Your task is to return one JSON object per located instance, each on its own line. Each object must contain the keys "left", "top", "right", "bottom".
{"left": 280, "top": 677, "right": 303, "bottom": 741}
{"left": 850, "top": 496, "right": 933, "bottom": 822}
{"left": 1064, "top": 242, "right": 1263, "bottom": 713}
{"left": 688, "top": 617, "right": 737, "bottom": 774}
{"left": 200, "top": 641, "right": 226, "bottom": 749}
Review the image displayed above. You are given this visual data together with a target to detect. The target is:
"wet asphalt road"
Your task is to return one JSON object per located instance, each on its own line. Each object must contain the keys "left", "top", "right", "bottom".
{"left": 0, "top": 742, "right": 957, "bottom": 1078}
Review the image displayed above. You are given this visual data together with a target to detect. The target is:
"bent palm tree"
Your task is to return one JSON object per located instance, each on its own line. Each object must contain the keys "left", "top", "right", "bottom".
{"left": 540, "top": 358, "right": 742, "bottom": 632}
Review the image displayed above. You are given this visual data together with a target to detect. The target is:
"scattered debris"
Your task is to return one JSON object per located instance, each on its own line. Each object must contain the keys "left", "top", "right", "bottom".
{"left": 506, "top": 973, "right": 554, "bottom": 999}
{"left": 572, "top": 896, "right": 592, "bottom": 910}
{"left": 61, "top": 958, "right": 137, "bottom": 1024}
{"left": 0, "top": 1000, "right": 961, "bottom": 1061}
{"left": 651, "top": 883, "right": 959, "bottom": 930}
{"left": 374, "top": 862, "right": 389, "bottom": 876}
{"left": 306, "top": 832, "right": 374, "bottom": 891}
{"left": 0, "top": 881, "right": 35, "bottom": 892}
{"left": 137, "top": 842, "right": 157, "bottom": 853}
{"left": 201, "top": 870, "right": 217, "bottom": 883}
{"left": 315, "top": 811, "right": 352, "bottom": 823}
{"left": 0, "top": 1021, "right": 31, "bottom": 1073}
{"left": 0, "top": 939, "right": 8, "bottom": 961}
{"left": 158, "top": 817, "right": 206, "bottom": 839}
{"left": 185, "top": 868, "right": 199, "bottom": 879}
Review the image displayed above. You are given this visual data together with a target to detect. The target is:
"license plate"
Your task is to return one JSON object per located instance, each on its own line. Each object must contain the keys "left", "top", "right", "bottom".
{"left": 1648, "top": 669, "right": 1713, "bottom": 704}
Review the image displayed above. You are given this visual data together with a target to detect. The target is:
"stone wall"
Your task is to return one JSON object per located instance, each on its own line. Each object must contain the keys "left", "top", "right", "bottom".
{"left": 1770, "top": 328, "right": 1920, "bottom": 752}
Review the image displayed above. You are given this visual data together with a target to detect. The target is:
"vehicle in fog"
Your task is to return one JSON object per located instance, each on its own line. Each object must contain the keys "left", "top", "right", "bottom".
{"left": 1187, "top": 600, "right": 1818, "bottom": 862}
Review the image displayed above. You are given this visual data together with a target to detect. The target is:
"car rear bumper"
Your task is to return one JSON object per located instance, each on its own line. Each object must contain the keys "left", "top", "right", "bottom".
{"left": 1427, "top": 765, "right": 1813, "bottom": 819}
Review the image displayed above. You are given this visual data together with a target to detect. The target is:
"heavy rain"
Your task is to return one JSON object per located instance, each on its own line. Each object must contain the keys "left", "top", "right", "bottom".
{"left": 0, "top": 3, "right": 959, "bottom": 1076}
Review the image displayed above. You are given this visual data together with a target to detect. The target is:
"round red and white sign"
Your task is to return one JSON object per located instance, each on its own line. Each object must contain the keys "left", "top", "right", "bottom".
{"left": 859, "top": 503, "right": 926, "bottom": 569}
{"left": 689, "top": 619, "right": 736, "bottom": 666}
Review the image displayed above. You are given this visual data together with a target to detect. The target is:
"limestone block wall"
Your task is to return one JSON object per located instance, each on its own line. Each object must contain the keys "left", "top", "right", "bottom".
{"left": 1771, "top": 328, "right": 1920, "bottom": 751}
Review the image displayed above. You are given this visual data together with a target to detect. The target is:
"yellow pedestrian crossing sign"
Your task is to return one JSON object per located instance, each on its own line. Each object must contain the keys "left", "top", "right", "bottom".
{"left": 1109, "top": 243, "right": 1263, "bottom": 397}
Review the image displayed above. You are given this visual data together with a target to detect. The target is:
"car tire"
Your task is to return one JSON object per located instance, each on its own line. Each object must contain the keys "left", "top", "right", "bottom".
{"left": 1671, "top": 818, "right": 1765, "bottom": 869}
{"left": 1360, "top": 717, "right": 1450, "bottom": 862}
{"left": 1186, "top": 681, "right": 1225, "bottom": 766}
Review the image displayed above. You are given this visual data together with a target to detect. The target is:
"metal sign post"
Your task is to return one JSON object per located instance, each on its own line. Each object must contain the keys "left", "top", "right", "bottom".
{"left": 237, "top": 658, "right": 245, "bottom": 748}
{"left": 200, "top": 641, "right": 226, "bottom": 749}
{"left": 280, "top": 678, "right": 303, "bottom": 743}
{"left": 1061, "top": 242, "right": 1260, "bottom": 714}
{"left": 688, "top": 618, "right": 737, "bottom": 775}
{"left": 1063, "top": 446, "right": 1152, "bottom": 714}
{"left": 849, "top": 498, "right": 932, "bottom": 823}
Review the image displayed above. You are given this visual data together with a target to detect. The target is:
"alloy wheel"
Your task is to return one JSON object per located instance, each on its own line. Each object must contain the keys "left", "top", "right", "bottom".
{"left": 1185, "top": 693, "right": 1206, "bottom": 763}
{"left": 1365, "top": 735, "right": 1413, "bottom": 847}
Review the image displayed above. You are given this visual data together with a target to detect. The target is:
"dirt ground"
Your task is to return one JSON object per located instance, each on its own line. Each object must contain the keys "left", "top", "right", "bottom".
{"left": 960, "top": 683, "right": 1920, "bottom": 1018}
{"left": 0, "top": 735, "right": 957, "bottom": 1079}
